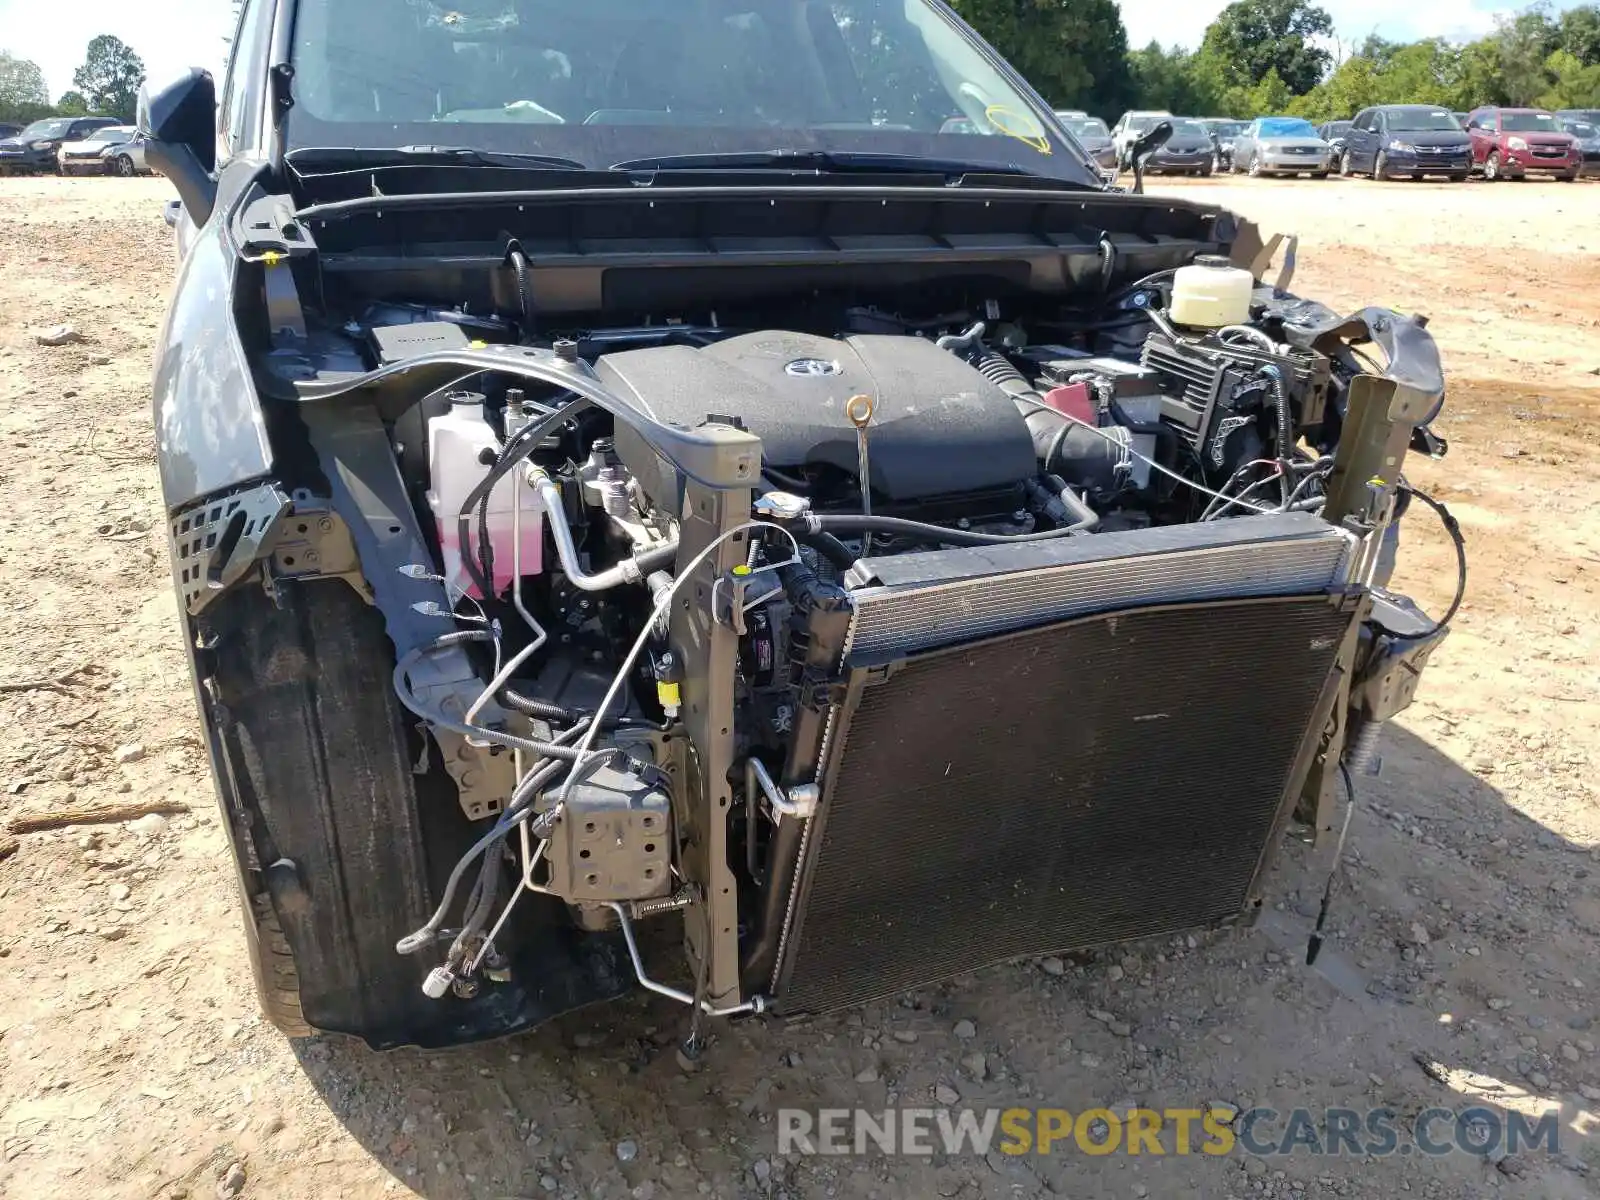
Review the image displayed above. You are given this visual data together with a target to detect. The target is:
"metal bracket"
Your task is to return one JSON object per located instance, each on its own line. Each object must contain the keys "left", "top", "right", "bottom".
{"left": 263, "top": 495, "right": 369, "bottom": 601}
{"left": 301, "top": 403, "right": 516, "bottom": 821}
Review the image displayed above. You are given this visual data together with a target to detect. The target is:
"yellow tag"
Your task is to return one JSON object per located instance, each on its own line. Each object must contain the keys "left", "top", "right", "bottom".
{"left": 469, "top": 339, "right": 488, "bottom": 349}
{"left": 733, "top": 564, "right": 752, "bottom": 576}
{"left": 656, "top": 681, "right": 681, "bottom": 707}
{"left": 261, "top": 250, "right": 282, "bottom": 267}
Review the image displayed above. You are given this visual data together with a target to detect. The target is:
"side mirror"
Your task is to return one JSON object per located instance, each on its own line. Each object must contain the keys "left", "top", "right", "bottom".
{"left": 138, "top": 68, "right": 218, "bottom": 227}
{"left": 1128, "top": 120, "right": 1173, "bottom": 195}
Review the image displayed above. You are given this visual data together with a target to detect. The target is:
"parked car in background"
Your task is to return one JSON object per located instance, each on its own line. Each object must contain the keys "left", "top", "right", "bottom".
{"left": 57, "top": 125, "right": 140, "bottom": 175}
{"left": 1229, "top": 116, "right": 1331, "bottom": 177}
{"left": 1056, "top": 113, "right": 1116, "bottom": 171}
{"left": 1142, "top": 117, "right": 1215, "bottom": 175}
{"left": 1339, "top": 105, "right": 1471, "bottom": 181}
{"left": 1200, "top": 118, "right": 1245, "bottom": 171}
{"left": 1559, "top": 118, "right": 1600, "bottom": 177}
{"left": 0, "top": 123, "right": 22, "bottom": 141}
{"left": 1555, "top": 108, "right": 1600, "bottom": 128}
{"left": 1316, "top": 120, "right": 1353, "bottom": 162}
{"left": 1465, "top": 107, "right": 1580, "bottom": 180}
{"left": 1111, "top": 110, "right": 1172, "bottom": 164}
{"left": 0, "top": 115, "right": 119, "bottom": 173}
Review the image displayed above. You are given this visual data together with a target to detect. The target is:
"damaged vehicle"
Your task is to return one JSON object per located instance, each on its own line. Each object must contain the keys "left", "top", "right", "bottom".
{"left": 144, "top": 0, "right": 1462, "bottom": 1050}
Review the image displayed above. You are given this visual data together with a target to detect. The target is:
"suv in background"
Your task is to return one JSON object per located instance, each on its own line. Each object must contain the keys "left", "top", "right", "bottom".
{"left": 1339, "top": 105, "right": 1471, "bottom": 181}
{"left": 1316, "top": 120, "right": 1353, "bottom": 162}
{"left": 0, "top": 115, "right": 119, "bottom": 173}
{"left": 1465, "top": 107, "right": 1580, "bottom": 181}
{"left": 1200, "top": 118, "right": 1245, "bottom": 171}
{"left": 1110, "top": 110, "right": 1172, "bottom": 166}
{"left": 1056, "top": 113, "right": 1116, "bottom": 171}
{"left": 1558, "top": 116, "right": 1600, "bottom": 177}
{"left": 1555, "top": 108, "right": 1600, "bottom": 129}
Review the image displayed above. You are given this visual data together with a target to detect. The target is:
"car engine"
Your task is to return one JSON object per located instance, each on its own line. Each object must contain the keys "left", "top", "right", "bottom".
{"left": 301, "top": 263, "right": 1455, "bottom": 1024}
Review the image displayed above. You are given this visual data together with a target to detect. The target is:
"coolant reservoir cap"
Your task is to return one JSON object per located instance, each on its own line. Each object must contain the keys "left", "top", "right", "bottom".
{"left": 1192, "top": 254, "right": 1233, "bottom": 269}
{"left": 446, "top": 389, "right": 487, "bottom": 407}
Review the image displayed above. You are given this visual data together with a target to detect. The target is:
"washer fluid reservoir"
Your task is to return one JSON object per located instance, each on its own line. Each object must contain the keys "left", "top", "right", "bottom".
{"left": 1168, "top": 255, "right": 1254, "bottom": 328}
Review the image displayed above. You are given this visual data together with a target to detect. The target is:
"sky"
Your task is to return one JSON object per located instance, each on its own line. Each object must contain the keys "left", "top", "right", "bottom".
{"left": 0, "top": 0, "right": 1587, "bottom": 101}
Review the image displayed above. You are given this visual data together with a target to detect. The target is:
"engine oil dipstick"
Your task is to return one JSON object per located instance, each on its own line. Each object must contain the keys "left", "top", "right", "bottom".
{"left": 846, "top": 393, "right": 876, "bottom": 556}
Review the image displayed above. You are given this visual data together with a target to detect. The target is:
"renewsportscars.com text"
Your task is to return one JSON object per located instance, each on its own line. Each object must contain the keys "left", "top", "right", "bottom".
{"left": 777, "top": 1105, "right": 1560, "bottom": 1159}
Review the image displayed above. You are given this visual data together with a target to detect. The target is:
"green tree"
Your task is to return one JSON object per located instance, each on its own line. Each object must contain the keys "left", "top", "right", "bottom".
{"left": 0, "top": 51, "right": 51, "bottom": 123}
{"left": 1557, "top": 4, "right": 1600, "bottom": 66}
{"left": 1128, "top": 42, "right": 1217, "bottom": 114}
{"left": 1197, "top": 0, "right": 1333, "bottom": 94}
{"left": 72, "top": 34, "right": 147, "bottom": 122}
{"left": 949, "top": 0, "right": 1136, "bottom": 117}
{"left": 55, "top": 90, "right": 90, "bottom": 116}
{"left": 1492, "top": 5, "right": 1560, "bottom": 104}
{"left": 1538, "top": 48, "right": 1600, "bottom": 107}
{"left": 1373, "top": 40, "right": 1455, "bottom": 106}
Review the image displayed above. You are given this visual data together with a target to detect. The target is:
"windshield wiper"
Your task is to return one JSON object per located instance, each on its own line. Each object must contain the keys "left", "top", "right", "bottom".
{"left": 286, "top": 145, "right": 589, "bottom": 172}
{"left": 608, "top": 149, "right": 1064, "bottom": 180}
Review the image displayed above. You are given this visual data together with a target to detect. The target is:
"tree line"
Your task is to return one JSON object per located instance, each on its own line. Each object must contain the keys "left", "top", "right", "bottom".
{"left": 949, "top": 0, "right": 1600, "bottom": 120}
{"left": 0, "top": 36, "right": 146, "bottom": 126}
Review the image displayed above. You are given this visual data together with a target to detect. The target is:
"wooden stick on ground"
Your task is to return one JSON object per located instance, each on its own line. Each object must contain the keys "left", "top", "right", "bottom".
{"left": 7, "top": 799, "right": 191, "bottom": 834}
{"left": 0, "top": 834, "right": 17, "bottom": 863}
{"left": 0, "top": 662, "right": 94, "bottom": 696}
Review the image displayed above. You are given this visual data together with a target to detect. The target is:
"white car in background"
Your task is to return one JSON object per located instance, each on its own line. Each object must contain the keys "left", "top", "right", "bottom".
{"left": 57, "top": 125, "right": 145, "bottom": 176}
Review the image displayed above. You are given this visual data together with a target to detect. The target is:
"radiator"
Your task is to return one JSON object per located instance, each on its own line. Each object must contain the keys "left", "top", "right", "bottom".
{"left": 769, "top": 513, "right": 1357, "bottom": 1014}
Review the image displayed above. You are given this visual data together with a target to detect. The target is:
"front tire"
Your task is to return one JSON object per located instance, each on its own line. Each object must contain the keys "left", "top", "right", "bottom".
{"left": 1248, "top": 153, "right": 1263, "bottom": 177}
{"left": 1449, "top": 171, "right": 1469, "bottom": 182}
{"left": 1560, "top": 168, "right": 1579, "bottom": 182}
{"left": 1374, "top": 151, "right": 1389, "bottom": 180}
{"left": 114, "top": 154, "right": 135, "bottom": 177}
{"left": 1484, "top": 151, "right": 1503, "bottom": 181}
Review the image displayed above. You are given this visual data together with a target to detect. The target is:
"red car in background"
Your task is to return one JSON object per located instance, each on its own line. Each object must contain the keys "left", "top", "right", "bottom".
{"left": 1465, "top": 106, "right": 1581, "bottom": 180}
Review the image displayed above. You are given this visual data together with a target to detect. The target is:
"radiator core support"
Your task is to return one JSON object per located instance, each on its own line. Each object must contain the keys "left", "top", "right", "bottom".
{"left": 758, "top": 512, "right": 1359, "bottom": 1015}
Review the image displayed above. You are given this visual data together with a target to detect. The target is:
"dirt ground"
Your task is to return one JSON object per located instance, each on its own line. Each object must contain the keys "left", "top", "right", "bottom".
{"left": 0, "top": 172, "right": 1597, "bottom": 1200}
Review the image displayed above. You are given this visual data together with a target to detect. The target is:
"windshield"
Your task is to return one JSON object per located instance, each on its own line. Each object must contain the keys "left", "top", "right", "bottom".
{"left": 288, "top": 0, "right": 1092, "bottom": 182}
{"left": 1256, "top": 117, "right": 1316, "bottom": 138}
{"left": 1061, "top": 117, "right": 1109, "bottom": 139}
{"left": 1167, "top": 119, "right": 1207, "bottom": 138}
{"left": 1501, "top": 111, "right": 1560, "bottom": 132}
{"left": 1565, "top": 121, "right": 1597, "bottom": 138}
{"left": 1206, "top": 120, "right": 1243, "bottom": 137}
{"left": 1388, "top": 109, "right": 1459, "bottom": 132}
{"left": 1322, "top": 121, "right": 1351, "bottom": 134}
{"left": 21, "top": 119, "right": 73, "bottom": 139}
{"left": 84, "top": 128, "right": 132, "bottom": 144}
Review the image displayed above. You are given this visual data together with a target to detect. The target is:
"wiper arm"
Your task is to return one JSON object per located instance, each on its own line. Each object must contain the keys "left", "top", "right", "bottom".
{"left": 286, "top": 145, "right": 589, "bottom": 171}
{"left": 609, "top": 148, "right": 1051, "bottom": 179}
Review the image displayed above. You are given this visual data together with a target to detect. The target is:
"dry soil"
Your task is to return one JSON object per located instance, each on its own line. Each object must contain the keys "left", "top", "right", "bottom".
{"left": 0, "top": 173, "right": 1596, "bottom": 1200}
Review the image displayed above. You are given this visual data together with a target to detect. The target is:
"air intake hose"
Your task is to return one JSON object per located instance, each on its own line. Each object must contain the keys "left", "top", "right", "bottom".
{"left": 975, "top": 351, "right": 1129, "bottom": 494}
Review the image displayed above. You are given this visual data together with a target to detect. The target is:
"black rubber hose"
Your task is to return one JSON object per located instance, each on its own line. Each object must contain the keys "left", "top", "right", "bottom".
{"left": 506, "top": 242, "right": 535, "bottom": 339}
{"left": 1042, "top": 473, "right": 1101, "bottom": 533}
{"left": 497, "top": 687, "right": 659, "bottom": 730}
{"left": 392, "top": 631, "right": 590, "bottom": 761}
{"left": 456, "top": 397, "right": 588, "bottom": 597}
{"left": 801, "top": 512, "right": 1088, "bottom": 548}
{"left": 1258, "top": 364, "right": 1295, "bottom": 506}
{"left": 793, "top": 528, "right": 859, "bottom": 572}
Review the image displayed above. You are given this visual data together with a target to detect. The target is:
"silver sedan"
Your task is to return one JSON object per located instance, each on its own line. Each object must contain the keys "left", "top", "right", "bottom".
{"left": 1230, "top": 116, "right": 1332, "bottom": 178}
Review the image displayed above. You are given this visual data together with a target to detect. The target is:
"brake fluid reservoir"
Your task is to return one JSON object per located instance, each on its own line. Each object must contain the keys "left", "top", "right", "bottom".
{"left": 1169, "top": 255, "right": 1254, "bottom": 328}
{"left": 426, "top": 391, "right": 543, "bottom": 597}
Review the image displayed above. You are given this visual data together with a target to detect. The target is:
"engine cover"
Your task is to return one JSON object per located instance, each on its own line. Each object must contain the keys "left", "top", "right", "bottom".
{"left": 594, "top": 331, "right": 1036, "bottom": 501}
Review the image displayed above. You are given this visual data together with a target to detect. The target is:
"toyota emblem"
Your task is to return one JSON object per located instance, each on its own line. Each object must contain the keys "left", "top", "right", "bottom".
{"left": 784, "top": 358, "right": 842, "bottom": 377}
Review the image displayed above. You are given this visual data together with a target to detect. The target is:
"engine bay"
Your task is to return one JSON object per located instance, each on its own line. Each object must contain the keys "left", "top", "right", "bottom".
{"left": 295, "top": 254, "right": 1451, "bottom": 1016}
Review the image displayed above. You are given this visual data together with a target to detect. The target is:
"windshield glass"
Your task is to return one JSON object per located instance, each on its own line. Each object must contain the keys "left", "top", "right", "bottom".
{"left": 1061, "top": 117, "right": 1109, "bottom": 139}
{"left": 1167, "top": 119, "right": 1207, "bottom": 138}
{"left": 1257, "top": 117, "right": 1316, "bottom": 138}
{"left": 1565, "top": 121, "right": 1596, "bottom": 137}
{"left": 1323, "top": 121, "right": 1351, "bottom": 134}
{"left": 1501, "top": 111, "right": 1560, "bottom": 132}
{"left": 1388, "top": 109, "right": 1459, "bottom": 131}
{"left": 1207, "top": 120, "right": 1244, "bottom": 137}
{"left": 84, "top": 128, "right": 132, "bottom": 143}
{"left": 288, "top": 0, "right": 1092, "bottom": 182}
{"left": 21, "top": 119, "right": 73, "bottom": 139}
